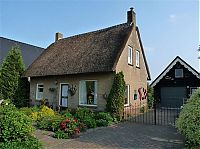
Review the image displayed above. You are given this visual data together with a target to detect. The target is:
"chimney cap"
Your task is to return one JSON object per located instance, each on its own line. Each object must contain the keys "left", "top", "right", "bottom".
{"left": 130, "top": 7, "right": 134, "bottom": 11}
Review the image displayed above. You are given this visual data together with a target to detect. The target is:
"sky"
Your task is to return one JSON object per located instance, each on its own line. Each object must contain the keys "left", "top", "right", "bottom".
{"left": 0, "top": 0, "right": 199, "bottom": 81}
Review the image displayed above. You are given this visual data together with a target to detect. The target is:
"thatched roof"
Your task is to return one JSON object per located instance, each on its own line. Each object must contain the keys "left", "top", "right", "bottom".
{"left": 25, "top": 23, "right": 135, "bottom": 77}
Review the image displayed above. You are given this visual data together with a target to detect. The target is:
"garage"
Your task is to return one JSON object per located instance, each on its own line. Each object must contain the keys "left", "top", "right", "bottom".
{"left": 161, "top": 87, "right": 186, "bottom": 107}
{"left": 151, "top": 56, "right": 200, "bottom": 108}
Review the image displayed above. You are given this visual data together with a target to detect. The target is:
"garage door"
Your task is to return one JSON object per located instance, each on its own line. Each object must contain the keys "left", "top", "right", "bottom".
{"left": 161, "top": 87, "right": 186, "bottom": 108}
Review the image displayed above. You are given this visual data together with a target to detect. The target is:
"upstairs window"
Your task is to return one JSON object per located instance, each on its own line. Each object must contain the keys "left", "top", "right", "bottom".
{"left": 175, "top": 69, "right": 183, "bottom": 78}
{"left": 128, "top": 46, "right": 133, "bottom": 65}
{"left": 136, "top": 50, "right": 140, "bottom": 67}
{"left": 79, "top": 80, "right": 97, "bottom": 106}
{"left": 124, "top": 85, "right": 130, "bottom": 106}
{"left": 36, "top": 84, "right": 44, "bottom": 100}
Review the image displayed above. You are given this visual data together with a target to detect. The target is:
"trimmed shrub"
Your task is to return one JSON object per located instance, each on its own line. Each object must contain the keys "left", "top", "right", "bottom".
{"left": 176, "top": 89, "right": 200, "bottom": 148}
{"left": 96, "top": 119, "right": 108, "bottom": 127}
{"left": 74, "top": 107, "right": 96, "bottom": 128}
{"left": 74, "top": 107, "right": 94, "bottom": 120}
{"left": 0, "top": 103, "right": 34, "bottom": 142}
{"left": 31, "top": 106, "right": 55, "bottom": 121}
{"left": 63, "top": 111, "right": 73, "bottom": 119}
{"left": 95, "top": 112, "right": 113, "bottom": 127}
{"left": 0, "top": 102, "right": 43, "bottom": 149}
{"left": 54, "top": 130, "right": 69, "bottom": 139}
{"left": 83, "top": 116, "right": 96, "bottom": 128}
{"left": 0, "top": 136, "right": 44, "bottom": 149}
{"left": 106, "top": 72, "right": 126, "bottom": 121}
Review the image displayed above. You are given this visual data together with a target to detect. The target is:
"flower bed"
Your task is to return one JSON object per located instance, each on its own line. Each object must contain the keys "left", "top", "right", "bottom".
{"left": 20, "top": 106, "right": 115, "bottom": 139}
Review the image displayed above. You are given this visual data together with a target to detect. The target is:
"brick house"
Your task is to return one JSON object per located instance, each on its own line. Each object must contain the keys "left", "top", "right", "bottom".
{"left": 151, "top": 56, "right": 200, "bottom": 108}
{"left": 24, "top": 8, "right": 151, "bottom": 111}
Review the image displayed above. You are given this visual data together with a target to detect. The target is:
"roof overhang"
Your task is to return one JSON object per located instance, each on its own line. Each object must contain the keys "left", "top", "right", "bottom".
{"left": 151, "top": 56, "right": 200, "bottom": 87}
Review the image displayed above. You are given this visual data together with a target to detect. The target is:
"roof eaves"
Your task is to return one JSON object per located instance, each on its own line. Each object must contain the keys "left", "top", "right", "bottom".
{"left": 136, "top": 27, "right": 151, "bottom": 80}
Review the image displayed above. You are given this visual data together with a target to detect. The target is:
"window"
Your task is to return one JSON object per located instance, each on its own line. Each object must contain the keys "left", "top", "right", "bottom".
{"left": 175, "top": 69, "right": 183, "bottom": 78}
{"left": 134, "top": 90, "right": 137, "bottom": 100}
{"left": 79, "top": 80, "right": 97, "bottom": 106}
{"left": 136, "top": 50, "right": 140, "bottom": 67}
{"left": 36, "top": 84, "right": 44, "bottom": 100}
{"left": 190, "top": 87, "right": 198, "bottom": 95}
{"left": 128, "top": 46, "right": 133, "bottom": 65}
{"left": 124, "top": 85, "right": 130, "bottom": 106}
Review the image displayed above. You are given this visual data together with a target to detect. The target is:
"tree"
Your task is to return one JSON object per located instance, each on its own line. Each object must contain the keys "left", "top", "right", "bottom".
{"left": 147, "top": 83, "right": 155, "bottom": 109}
{"left": 106, "top": 72, "right": 126, "bottom": 121}
{"left": 0, "top": 45, "right": 29, "bottom": 107}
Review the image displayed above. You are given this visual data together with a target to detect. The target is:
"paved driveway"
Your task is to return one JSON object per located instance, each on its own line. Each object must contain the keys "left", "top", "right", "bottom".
{"left": 35, "top": 122, "right": 184, "bottom": 149}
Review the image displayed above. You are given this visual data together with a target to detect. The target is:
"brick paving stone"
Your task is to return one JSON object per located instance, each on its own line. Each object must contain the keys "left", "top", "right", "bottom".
{"left": 35, "top": 122, "right": 184, "bottom": 149}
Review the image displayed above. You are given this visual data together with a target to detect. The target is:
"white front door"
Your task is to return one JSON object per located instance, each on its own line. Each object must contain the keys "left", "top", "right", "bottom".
{"left": 60, "top": 84, "right": 68, "bottom": 107}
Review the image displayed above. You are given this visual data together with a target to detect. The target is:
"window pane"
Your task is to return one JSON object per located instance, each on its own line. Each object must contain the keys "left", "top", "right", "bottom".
{"left": 124, "top": 85, "right": 129, "bottom": 105}
{"left": 37, "top": 92, "right": 43, "bottom": 99}
{"left": 79, "top": 81, "right": 97, "bottom": 105}
{"left": 175, "top": 69, "right": 183, "bottom": 78}
{"left": 36, "top": 84, "right": 44, "bottom": 100}
{"left": 128, "top": 46, "right": 132, "bottom": 64}
{"left": 79, "top": 81, "right": 87, "bottom": 104}
{"left": 136, "top": 51, "right": 140, "bottom": 67}
{"left": 86, "top": 81, "right": 95, "bottom": 105}
{"left": 38, "top": 87, "right": 43, "bottom": 92}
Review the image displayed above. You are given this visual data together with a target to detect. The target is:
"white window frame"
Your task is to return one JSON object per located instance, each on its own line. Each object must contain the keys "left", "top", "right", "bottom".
{"left": 36, "top": 83, "right": 44, "bottom": 100}
{"left": 190, "top": 87, "right": 198, "bottom": 95}
{"left": 79, "top": 80, "right": 97, "bottom": 107}
{"left": 136, "top": 50, "right": 140, "bottom": 67}
{"left": 128, "top": 46, "right": 133, "bottom": 65}
{"left": 124, "top": 84, "right": 130, "bottom": 106}
{"left": 175, "top": 69, "right": 183, "bottom": 78}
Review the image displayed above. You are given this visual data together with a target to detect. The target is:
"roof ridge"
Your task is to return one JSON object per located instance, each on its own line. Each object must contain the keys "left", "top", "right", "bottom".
{"left": 60, "top": 22, "right": 131, "bottom": 41}
{"left": 150, "top": 56, "right": 200, "bottom": 87}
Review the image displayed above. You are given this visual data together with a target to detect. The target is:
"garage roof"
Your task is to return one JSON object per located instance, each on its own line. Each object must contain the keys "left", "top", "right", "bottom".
{"left": 151, "top": 56, "right": 200, "bottom": 87}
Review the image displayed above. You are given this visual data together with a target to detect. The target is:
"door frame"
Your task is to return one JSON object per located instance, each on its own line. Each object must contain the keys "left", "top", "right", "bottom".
{"left": 59, "top": 83, "right": 69, "bottom": 107}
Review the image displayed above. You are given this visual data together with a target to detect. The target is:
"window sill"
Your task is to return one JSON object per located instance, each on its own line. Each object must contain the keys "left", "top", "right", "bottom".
{"left": 124, "top": 104, "right": 130, "bottom": 107}
{"left": 136, "top": 66, "right": 140, "bottom": 69}
{"left": 79, "top": 104, "right": 97, "bottom": 108}
{"left": 128, "top": 63, "right": 133, "bottom": 66}
{"left": 35, "top": 99, "right": 42, "bottom": 101}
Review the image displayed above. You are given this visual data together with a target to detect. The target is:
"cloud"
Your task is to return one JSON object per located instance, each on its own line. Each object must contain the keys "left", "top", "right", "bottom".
{"left": 168, "top": 14, "right": 177, "bottom": 23}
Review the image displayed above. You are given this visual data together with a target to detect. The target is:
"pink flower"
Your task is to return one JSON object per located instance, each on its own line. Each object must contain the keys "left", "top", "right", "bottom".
{"left": 64, "top": 119, "right": 70, "bottom": 123}
{"left": 74, "top": 128, "right": 80, "bottom": 133}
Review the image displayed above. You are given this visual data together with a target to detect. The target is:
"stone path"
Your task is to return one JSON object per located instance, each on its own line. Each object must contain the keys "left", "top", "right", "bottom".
{"left": 35, "top": 122, "right": 184, "bottom": 149}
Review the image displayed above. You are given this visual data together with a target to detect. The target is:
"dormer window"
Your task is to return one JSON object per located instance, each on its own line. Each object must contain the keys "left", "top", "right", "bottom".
{"left": 128, "top": 46, "right": 133, "bottom": 65}
{"left": 175, "top": 69, "right": 183, "bottom": 78}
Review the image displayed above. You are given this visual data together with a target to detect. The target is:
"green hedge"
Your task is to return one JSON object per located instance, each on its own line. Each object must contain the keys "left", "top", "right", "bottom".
{"left": 0, "top": 136, "right": 44, "bottom": 149}
{"left": 176, "top": 89, "right": 200, "bottom": 148}
{"left": 0, "top": 101, "right": 43, "bottom": 149}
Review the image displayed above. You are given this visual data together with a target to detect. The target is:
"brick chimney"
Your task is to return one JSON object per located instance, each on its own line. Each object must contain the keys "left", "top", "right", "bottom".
{"left": 55, "top": 32, "right": 63, "bottom": 41}
{"left": 127, "top": 7, "right": 136, "bottom": 25}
